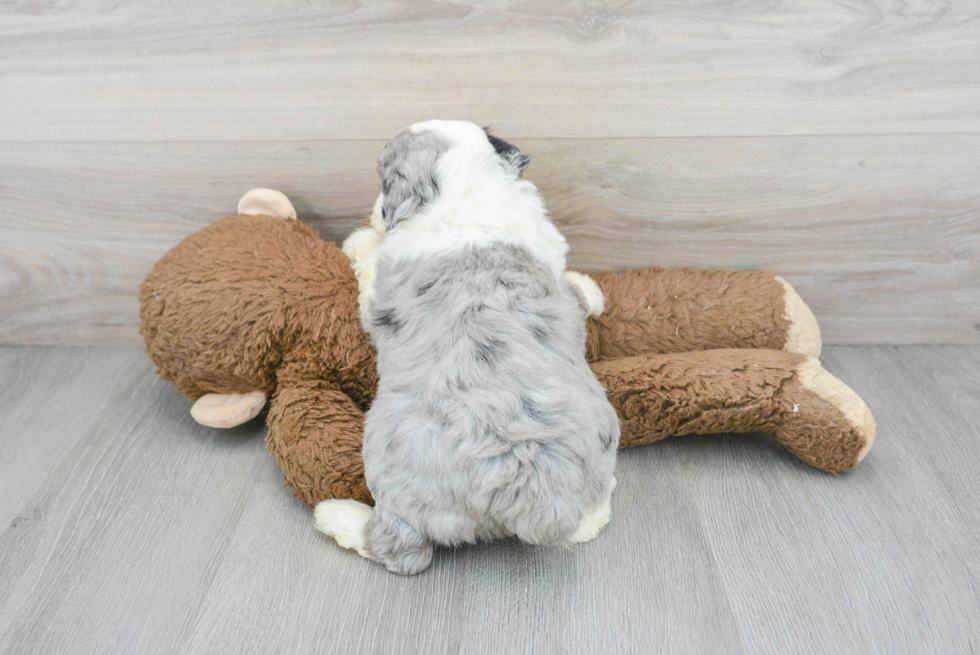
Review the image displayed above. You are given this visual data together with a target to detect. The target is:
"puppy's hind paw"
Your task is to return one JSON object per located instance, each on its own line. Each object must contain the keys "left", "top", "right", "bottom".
{"left": 314, "top": 499, "right": 374, "bottom": 558}
{"left": 569, "top": 501, "right": 613, "bottom": 544}
{"left": 569, "top": 477, "right": 616, "bottom": 544}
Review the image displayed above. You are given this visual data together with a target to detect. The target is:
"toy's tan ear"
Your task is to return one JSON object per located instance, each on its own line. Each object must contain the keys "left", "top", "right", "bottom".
{"left": 237, "top": 188, "right": 297, "bottom": 219}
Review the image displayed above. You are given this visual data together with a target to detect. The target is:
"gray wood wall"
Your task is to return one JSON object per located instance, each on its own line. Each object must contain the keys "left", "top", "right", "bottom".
{"left": 1, "top": 1, "right": 978, "bottom": 346}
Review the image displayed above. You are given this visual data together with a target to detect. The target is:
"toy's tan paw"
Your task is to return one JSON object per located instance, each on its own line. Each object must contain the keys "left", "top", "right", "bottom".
{"left": 565, "top": 271, "right": 605, "bottom": 317}
{"left": 342, "top": 227, "right": 384, "bottom": 317}
{"left": 314, "top": 499, "right": 374, "bottom": 558}
{"left": 798, "top": 357, "right": 876, "bottom": 461}
{"left": 190, "top": 391, "right": 267, "bottom": 428}
{"left": 776, "top": 276, "right": 822, "bottom": 358}
{"left": 237, "top": 188, "right": 297, "bottom": 219}
{"left": 342, "top": 226, "right": 384, "bottom": 267}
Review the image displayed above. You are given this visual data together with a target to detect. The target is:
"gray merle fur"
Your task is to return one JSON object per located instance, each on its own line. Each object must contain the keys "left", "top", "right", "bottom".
{"left": 377, "top": 129, "right": 449, "bottom": 232}
{"left": 362, "top": 243, "right": 619, "bottom": 575}
{"left": 484, "top": 128, "right": 531, "bottom": 176}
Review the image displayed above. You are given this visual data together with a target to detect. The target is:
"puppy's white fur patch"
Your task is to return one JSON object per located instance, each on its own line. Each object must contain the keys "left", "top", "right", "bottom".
{"left": 569, "top": 476, "right": 616, "bottom": 543}
{"left": 564, "top": 271, "right": 605, "bottom": 317}
{"left": 314, "top": 499, "right": 374, "bottom": 558}
{"left": 377, "top": 120, "right": 569, "bottom": 283}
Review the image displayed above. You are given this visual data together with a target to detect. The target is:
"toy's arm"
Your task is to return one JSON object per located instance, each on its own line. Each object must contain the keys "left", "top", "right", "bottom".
{"left": 591, "top": 348, "right": 874, "bottom": 472}
{"left": 342, "top": 226, "right": 384, "bottom": 322}
{"left": 582, "top": 267, "right": 821, "bottom": 360}
{"left": 266, "top": 377, "right": 371, "bottom": 508}
{"left": 341, "top": 194, "right": 388, "bottom": 321}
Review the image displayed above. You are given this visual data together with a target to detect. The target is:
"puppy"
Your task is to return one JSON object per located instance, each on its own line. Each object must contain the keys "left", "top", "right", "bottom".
{"left": 317, "top": 120, "right": 619, "bottom": 575}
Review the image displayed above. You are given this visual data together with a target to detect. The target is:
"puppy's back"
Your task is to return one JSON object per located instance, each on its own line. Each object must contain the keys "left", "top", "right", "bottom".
{"left": 363, "top": 243, "right": 619, "bottom": 545}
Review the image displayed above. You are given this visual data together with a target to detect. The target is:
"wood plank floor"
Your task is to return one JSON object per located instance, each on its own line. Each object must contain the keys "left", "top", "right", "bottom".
{"left": 1, "top": 345, "right": 979, "bottom": 654}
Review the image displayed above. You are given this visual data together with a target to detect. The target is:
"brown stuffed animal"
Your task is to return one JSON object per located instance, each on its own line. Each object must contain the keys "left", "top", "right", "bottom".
{"left": 139, "top": 189, "right": 875, "bottom": 509}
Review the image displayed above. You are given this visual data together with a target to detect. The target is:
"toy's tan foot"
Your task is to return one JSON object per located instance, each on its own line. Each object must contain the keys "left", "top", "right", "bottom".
{"left": 564, "top": 271, "right": 605, "bottom": 317}
{"left": 757, "top": 355, "right": 875, "bottom": 470}
{"left": 237, "top": 188, "right": 297, "bottom": 219}
{"left": 795, "top": 357, "right": 875, "bottom": 462}
{"left": 776, "top": 276, "right": 822, "bottom": 358}
{"left": 190, "top": 391, "right": 267, "bottom": 428}
{"left": 315, "top": 499, "right": 374, "bottom": 558}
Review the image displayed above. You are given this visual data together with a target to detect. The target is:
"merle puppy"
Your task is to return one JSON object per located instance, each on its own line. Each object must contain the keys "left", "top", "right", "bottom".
{"left": 316, "top": 120, "right": 619, "bottom": 575}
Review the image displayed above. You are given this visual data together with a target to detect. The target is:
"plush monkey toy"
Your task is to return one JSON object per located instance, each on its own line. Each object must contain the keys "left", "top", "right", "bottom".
{"left": 139, "top": 189, "right": 875, "bottom": 508}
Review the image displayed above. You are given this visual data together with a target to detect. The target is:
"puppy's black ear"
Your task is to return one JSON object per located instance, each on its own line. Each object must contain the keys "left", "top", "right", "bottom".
{"left": 378, "top": 129, "right": 448, "bottom": 232}
{"left": 485, "top": 129, "right": 531, "bottom": 177}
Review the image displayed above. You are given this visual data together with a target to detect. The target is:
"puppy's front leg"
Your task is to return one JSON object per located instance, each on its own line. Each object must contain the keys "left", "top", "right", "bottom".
{"left": 564, "top": 271, "right": 605, "bottom": 317}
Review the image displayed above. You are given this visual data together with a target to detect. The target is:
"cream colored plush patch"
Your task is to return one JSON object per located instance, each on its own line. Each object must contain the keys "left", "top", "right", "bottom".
{"left": 342, "top": 226, "right": 385, "bottom": 319}
{"left": 564, "top": 271, "right": 605, "bottom": 317}
{"left": 190, "top": 391, "right": 267, "bottom": 428}
{"left": 314, "top": 499, "right": 374, "bottom": 558}
{"left": 798, "top": 357, "right": 876, "bottom": 460}
{"left": 237, "top": 188, "right": 297, "bottom": 219}
{"left": 776, "top": 276, "right": 822, "bottom": 358}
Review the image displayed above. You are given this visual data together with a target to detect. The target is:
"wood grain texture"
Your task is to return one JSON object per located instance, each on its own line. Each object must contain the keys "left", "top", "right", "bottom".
{"left": 0, "top": 348, "right": 272, "bottom": 655}
{"left": 1, "top": 1, "right": 978, "bottom": 141}
{"left": 1, "top": 345, "right": 979, "bottom": 654}
{"left": 0, "top": 348, "right": 148, "bottom": 524}
{"left": 2, "top": 136, "right": 978, "bottom": 345}
{"left": 677, "top": 345, "right": 980, "bottom": 653}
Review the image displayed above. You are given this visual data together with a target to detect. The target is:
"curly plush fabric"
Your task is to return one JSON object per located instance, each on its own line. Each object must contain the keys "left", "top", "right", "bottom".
{"left": 140, "top": 214, "right": 376, "bottom": 403}
{"left": 591, "top": 349, "right": 873, "bottom": 472}
{"left": 585, "top": 268, "right": 791, "bottom": 360}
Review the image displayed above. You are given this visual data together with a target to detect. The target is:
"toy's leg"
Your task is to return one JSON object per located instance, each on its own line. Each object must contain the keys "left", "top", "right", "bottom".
{"left": 266, "top": 377, "right": 371, "bottom": 508}
{"left": 569, "top": 476, "right": 616, "bottom": 544}
{"left": 592, "top": 349, "right": 874, "bottom": 472}
{"left": 190, "top": 391, "right": 267, "bottom": 428}
{"left": 237, "top": 188, "right": 297, "bottom": 219}
{"left": 583, "top": 267, "right": 821, "bottom": 360}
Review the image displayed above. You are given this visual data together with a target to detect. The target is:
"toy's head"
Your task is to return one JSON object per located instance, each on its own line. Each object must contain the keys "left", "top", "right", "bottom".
{"left": 139, "top": 208, "right": 375, "bottom": 406}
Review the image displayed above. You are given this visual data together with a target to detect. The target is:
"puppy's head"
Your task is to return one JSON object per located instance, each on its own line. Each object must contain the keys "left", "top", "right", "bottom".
{"left": 375, "top": 120, "right": 531, "bottom": 233}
